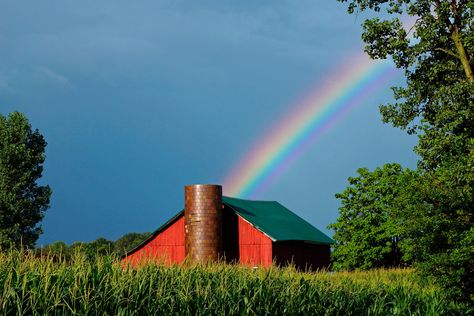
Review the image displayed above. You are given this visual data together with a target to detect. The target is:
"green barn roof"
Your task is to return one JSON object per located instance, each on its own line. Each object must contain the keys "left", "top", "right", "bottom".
{"left": 223, "top": 196, "right": 333, "bottom": 245}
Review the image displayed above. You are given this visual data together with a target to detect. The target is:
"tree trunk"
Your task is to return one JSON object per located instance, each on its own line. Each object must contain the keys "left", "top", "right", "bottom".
{"left": 451, "top": 25, "right": 474, "bottom": 82}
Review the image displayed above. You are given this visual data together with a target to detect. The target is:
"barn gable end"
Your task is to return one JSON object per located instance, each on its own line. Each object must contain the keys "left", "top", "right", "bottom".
{"left": 122, "top": 212, "right": 185, "bottom": 265}
{"left": 237, "top": 215, "right": 273, "bottom": 267}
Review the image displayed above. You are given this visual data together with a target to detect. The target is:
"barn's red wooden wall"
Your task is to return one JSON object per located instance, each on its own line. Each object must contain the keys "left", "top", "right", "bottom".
{"left": 237, "top": 217, "right": 273, "bottom": 267}
{"left": 123, "top": 216, "right": 185, "bottom": 266}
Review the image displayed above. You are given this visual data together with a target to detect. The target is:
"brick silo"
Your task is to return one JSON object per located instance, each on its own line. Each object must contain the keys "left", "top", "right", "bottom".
{"left": 184, "top": 184, "right": 223, "bottom": 262}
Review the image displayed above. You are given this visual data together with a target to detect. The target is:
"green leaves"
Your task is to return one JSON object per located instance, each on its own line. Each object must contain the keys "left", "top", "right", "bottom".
{"left": 362, "top": 18, "right": 410, "bottom": 68}
{"left": 335, "top": 0, "right": 474, "bottom": 301}
{"left": 340, "top": 0, "right": 474, "bottom": 132}
{"left": 398, "top": 145, "right": 474, "bottom": 299}
{"left": 330, "top": 164, "right": 415, "bottom": 271}
{"left": 41, "top": 232, "right": 151, "bottom": 261}
{"left": 0, "top": 111, "right": 51, "bottom": 249}
{"left": 338, "top": 0, "right": 411, "bottom": 14}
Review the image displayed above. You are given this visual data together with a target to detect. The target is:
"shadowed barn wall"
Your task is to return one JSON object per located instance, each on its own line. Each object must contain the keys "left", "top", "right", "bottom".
{"left": 272, "top": 241, "right": 330, "bottom": 270}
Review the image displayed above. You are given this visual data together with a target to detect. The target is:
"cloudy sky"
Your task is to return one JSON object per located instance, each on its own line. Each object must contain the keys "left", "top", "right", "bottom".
{"left": 0, "top": 1, "right": 417, "bottom": 245}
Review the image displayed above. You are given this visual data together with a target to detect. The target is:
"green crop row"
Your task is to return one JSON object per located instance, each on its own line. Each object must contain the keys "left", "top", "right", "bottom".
{"left": 0, "top": 250, "right": 470, "bottom": 315}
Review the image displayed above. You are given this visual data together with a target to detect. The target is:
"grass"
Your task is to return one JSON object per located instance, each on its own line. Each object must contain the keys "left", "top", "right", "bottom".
{"left": 0, "top": 249, "right": 470, "bottom": 315}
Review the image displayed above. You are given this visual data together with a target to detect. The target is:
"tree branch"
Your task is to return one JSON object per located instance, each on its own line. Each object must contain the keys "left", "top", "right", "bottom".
{"left": 406, "top": 18, "right": 422, "bottom": 38}
{"left": 434, "top": 47, "right": 460, "bottom": 59}
{"left": 451, "top": 25, "right": 474, "bottom": 82}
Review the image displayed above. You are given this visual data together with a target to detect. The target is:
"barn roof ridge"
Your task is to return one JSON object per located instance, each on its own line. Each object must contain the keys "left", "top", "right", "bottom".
{"left": 222, "top": 195, "right": 277, "bottom": 203}
{"left": 123, "top": 196, "right": 333, "bottom": 258}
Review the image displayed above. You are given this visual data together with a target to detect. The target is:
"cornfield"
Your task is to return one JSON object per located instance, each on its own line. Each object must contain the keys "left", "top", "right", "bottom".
{"left": 0, "top": 250, "right": 470, "bottom": 315}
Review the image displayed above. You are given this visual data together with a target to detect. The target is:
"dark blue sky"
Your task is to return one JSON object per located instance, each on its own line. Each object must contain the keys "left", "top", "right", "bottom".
{"left": 0, "top": 1, "right": 417, "bottom": 245}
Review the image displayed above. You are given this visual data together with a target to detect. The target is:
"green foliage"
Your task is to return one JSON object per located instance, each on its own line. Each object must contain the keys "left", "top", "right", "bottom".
{"left": 87, "top": 237, "right": 114, "bottom": 258}
{"left": 0, "top": 249, "right": 470, "bottom": 315}
{"left": 396, "top": 145, "right": 474, "bottom": 300}
{"left": 56, "top": 237, "right": 115, "bottom": 261}
{"left": 41, "top": 232, "right": 150, "bottom": 261}
{"left": 42, "top": 241, "right": 68, "bottom": 256}
{"left": 338, "top": 0, "right": 474, "bottom": 169}
{"left": 0, "top": 112, "right": 51, "bottom": 249}
{"left": 335, "top": 0, "right": 474, "bottom": 301}
{"left": 114, "top": 232, "right": 150, "bottom": 257}
{"left": 329, "top": 164, "right": 415, "bottom": 270}
{"left": 338, "top": 0, "right": 473, "bottom": 141}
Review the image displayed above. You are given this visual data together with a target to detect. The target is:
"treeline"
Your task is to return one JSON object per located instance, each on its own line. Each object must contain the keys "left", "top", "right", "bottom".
{"left": 38, "top": 232, "right": 150, "bottom": 261}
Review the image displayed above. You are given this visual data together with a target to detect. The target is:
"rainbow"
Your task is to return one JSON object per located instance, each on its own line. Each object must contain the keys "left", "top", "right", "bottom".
{"left": 223, "top": 53, "right": 398, "bottom": 198}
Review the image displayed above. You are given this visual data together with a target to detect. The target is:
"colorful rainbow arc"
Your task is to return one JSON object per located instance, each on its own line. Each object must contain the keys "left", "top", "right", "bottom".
{"left": 223, "top": 53, "right": 398, "bottom": 198}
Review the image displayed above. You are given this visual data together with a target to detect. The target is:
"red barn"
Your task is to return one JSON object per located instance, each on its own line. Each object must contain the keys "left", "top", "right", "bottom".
{"left": 122, "top": 185, "right": 333, "bottom": 270}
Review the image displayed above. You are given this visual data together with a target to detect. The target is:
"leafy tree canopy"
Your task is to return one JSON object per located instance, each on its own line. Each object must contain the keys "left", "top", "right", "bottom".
{"left": 396, "top": 146, "right": 474, "bottom": 299}
{"left": 339, "top": 0, "right": 473, "bottom": 167}
{"left": 0, "top": 112, "right": 51, "bottom": 249}
{"left": 40, "top": 232, "right": 150, "bottom": 261}
{"left": 334, "top": 0, "right": 473, "bottom": 300}
{"left": 329, "top": 164, "right": 416, "bottom": 270}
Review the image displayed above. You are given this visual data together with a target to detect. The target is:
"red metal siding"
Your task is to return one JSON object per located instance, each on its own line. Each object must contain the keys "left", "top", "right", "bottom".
{"left": 123, "top": 216, "right": 185, "bottom": 266}
{"left": 272, "top": 241, "right": 330, "bottom": 271}
{"left": 238, "top": 217, "right": 273, "bottom": 267}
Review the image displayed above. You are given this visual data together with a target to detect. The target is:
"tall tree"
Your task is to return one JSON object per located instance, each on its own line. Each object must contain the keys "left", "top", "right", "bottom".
{"left": 0, "top": 112, "right": 51, "bottom": 249}
{"left": 337, "top": 0, "right": 473, "bottom": 155}
{"left": 397, "top": 153, "right": 474, "bottom": 299}
{"left": 329, "top": 164, "right": 415, "bottom": 270}
{"left": 336, "top": 0, "right": 473, "bottom": 299}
